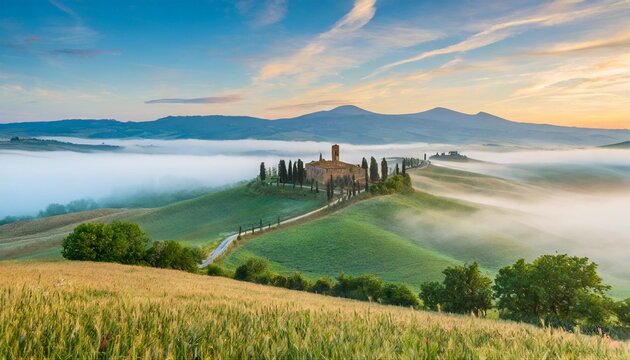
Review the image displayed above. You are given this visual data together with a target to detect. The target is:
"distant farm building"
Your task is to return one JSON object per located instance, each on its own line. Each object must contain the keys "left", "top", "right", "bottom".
{"left": 306, "top": 145, "right": 366, "bottom": 185}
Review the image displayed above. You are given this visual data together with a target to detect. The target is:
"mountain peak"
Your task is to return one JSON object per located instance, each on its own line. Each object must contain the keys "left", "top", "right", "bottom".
{"left": 327, "top": 105, "right": 373, "bottom": 115}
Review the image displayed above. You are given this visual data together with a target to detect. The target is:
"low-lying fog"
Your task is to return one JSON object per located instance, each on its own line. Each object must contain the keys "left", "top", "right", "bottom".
{"left": 1, "top": 138, "right": 628, "bottom": 293}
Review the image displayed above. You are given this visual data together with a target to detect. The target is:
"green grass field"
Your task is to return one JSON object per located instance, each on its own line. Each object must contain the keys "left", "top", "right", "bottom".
{"left": 220, "top": 188, "right": 545, "bottom": 291}
{"left": 0, "top": 182, "right": 326, "bottom": 259}
{"left": 2, "top": 262, "right": 627, "bottom": 359}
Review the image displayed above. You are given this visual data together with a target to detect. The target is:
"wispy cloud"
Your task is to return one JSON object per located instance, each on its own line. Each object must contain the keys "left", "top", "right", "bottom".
{"left": 236, "top": 0, "right": 287, "bottom": 27}
{"left": 256, "top": 0, "right": 377, "bottom": 82}
{"left": 267, "top": 99, "right": 349, "bottom": 111}
{"left": 47, "top": 48, "right": 120, "bottom": 57}
{"left": 144, "top": 95, "right": 243, "bottom": 104}
{"left": 526, "top": 31, "right": 630, "bottom": 56}
{"left": 370, "top": 0, "right": 624, "bottom": 77}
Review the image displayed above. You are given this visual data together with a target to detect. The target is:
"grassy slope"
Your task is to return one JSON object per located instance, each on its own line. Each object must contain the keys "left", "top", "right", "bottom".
{"left": 0, "top": 183, "right": 326, "bottom": 259}
{"left": 1, "top": 262, "right": 626, "bottom": 359}
{"left": 0, "top": 209, "right": 147, "bottom": 261}
{"left": 129, "top": 183, "right": 326, "bottom": 247}
{"left": 221, "top": 187, "right": 542, "bottom": 290}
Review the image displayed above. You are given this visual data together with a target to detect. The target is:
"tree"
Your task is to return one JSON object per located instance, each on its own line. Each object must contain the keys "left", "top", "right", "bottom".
{"left": 278, "top": 160, "right": 287, "bottom": 183}
{"left": 394, "top": 163, "right": 400, "bottom": 175}
{"left": 315, "top": 181, "right": 319, "bottom": 193}
{"left": 419, "top": 281, "right": 446, "bottom": 311}
{"left": 615, "top": 298, "right": 630, "bottom": 326}
{"left": 259, "top": 162, "right": 266, "bottom": 181}
{"left": 287, "top": 160, "right": 293, "bottom": 183}
{"left": 441, "top": 262, "right": 492, "bottom": 316}
{"left": 494, "top": 254, "right": 612, "bottom": 326}
{"left": 381, "top": 158, "right": 388, "bottom": 181}
{"left": 402, "top": 161, "right": 406, "bottom": 175}
{"left": 297, "top": 159, "right": 304, "bottom": 186}
{"left": 369, "top": 157, "right": 379, "bottom": 183}
{"left": 62, "top": 221, "right": 148, "bottom": 265}
{"left": 62, "top": 223, "right": 112, "bottom": 262}
{"left": 361, "top": 157, "right": 368, "bottom": 170}
{"left": 364, "top": 167, "right": 368, "bottom": 191}
{"left": 145, "top": 240, "right": 204, "bottom": 273}
{"left": 319, "top": 153, "right": 323, "bottom": 161}
{"left": 292, "top": 161, "right": 298, "bottom": 185}
{"left": 286, "top": 272, "right": 312, "bottom": 291}
{"left": 234, "top": 257, "right": 271, "bottom": 284}
{"left": 381, "top": 283, "right": 419, "bottom": 307}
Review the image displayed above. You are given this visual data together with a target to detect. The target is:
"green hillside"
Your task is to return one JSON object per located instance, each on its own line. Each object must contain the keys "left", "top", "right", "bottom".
{"left": 220, "top": 190, "right": 544, "bottom": 290}
{"left": 129, "top": 182, "right": 326, "bottom": 247}
{"left": 0, "top": 183, "right": 325, "bottom": 259}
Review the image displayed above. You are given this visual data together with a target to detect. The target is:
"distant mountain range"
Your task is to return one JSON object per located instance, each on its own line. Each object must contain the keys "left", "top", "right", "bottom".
{"left": 600, "top": 141, "right": 630, "bottom": 149}
{"left": 1, "top": 105, "right": 628, "bottom": 146}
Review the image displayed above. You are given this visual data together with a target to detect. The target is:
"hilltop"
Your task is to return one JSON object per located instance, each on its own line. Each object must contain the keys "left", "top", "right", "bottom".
{"left": 1, "top": 105, "right": 629, "bottom": 145}
{"left": 1, "top": 261, "right": 627, "bottom": 358}
{"left": 0, "top": 137, "right": 121, "bottom": 152}
{"left": 601, "top": 140, "right": 630, "bottom": 149}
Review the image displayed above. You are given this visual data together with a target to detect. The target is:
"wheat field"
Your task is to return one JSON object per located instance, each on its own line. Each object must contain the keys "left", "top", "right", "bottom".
{"left": 1, "top": 261, "right": 628, "bottom": 359}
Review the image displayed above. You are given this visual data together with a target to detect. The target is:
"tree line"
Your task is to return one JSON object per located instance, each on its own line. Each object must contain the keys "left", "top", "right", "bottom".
{"left": 210, "top": 254, "right": 630, "bottom": 338}
{"left": 208, "top": 258, "right": 418, "bottom": 307}
{"left": 62, "top": 222, "right": 205, "bottom": 273}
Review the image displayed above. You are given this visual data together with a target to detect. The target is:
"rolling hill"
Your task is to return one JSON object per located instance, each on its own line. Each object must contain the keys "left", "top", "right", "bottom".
{"left": 220, "top": 180, "right": 548, "bottom": 291}
{"left": 0, "top": 183, "right": 325, "bottom": 260}
{"left": 601, "top": 140, "right": 630, "bottom": 149}
{"left": 2, "top": 261, "right": 626, "bottom": 358}
{"left": 1, "top": 105, "right": 629, "bottom": 145}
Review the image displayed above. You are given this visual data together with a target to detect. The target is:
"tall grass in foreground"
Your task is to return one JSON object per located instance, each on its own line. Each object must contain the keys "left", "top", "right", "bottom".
{"left": 1, "top": 262, "right": 628, "bottom": 359}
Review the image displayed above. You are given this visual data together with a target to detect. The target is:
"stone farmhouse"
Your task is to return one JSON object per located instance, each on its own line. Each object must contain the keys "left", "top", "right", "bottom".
{"left": 306, "top": 145, "right": 366, "bottom": 185}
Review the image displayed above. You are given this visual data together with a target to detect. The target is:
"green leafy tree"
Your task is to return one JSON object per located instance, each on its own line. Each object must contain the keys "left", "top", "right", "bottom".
{"left": 614, "top": 298, "right": 630, "bottom": 326}
{"left": 419, "top": 281, "right": 446, "bottom": 311}
{"left": 381, "top": 283, "right": 419, "bottom": 307}
{"left": 62, "top": 223, "right": 112, "bottom": 261}
{"left": 145, "top": 240, "right": 205, "bottom": 273}
{"left": 494, "top": 254, "right": 612, "bottom": 326}
{"left": 234, "top": 257, "right": 271, "bottom": 284}
{"left": 109, "top": 221, "right": 150, "bottom": 264}
{"left": 287, "top": 272, "right": 312, "bottom": 291}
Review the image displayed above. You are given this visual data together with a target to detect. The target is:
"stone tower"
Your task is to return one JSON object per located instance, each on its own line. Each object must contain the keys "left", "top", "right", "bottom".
{"left": 332, "top": 144, "right": 340, "bottom": 162}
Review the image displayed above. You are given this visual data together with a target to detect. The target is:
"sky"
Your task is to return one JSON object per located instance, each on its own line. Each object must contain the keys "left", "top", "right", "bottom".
{"left": 0, "top": 0, "right": 628, "bottom": 128}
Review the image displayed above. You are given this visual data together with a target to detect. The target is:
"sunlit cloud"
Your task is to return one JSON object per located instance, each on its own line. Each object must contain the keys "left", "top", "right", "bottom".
{"left": 370, "top": 0, "right": 624, "bottom": 77}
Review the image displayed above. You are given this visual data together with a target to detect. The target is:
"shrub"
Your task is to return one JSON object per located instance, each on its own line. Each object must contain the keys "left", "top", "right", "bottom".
{"left": 271, "top": 274, "right": 290, "bottom": 288}
{"left": 369, "top": 174, "right": 412, "bottom": 195}
{"left": 286, "top": 272, "right": 311, "bottom": 291}
{"left": 207, "top": 264, "right": 232, "bottom": 278}
{"left": 234, "top": 257, "right": 271, "bottom": 283}
{"left": 145, "top": 240, "right": 205, "bottom": 273}
{"left": 381, "top": 283, "right": 418, "bottom": 307}
{"left": 310, "top": 276, "right": 334, "bottom": 295}
{"left": 616, "top": 298, "right": 630, "bottom": 326}
{"left": 333, "top": 273, "right": 383, "bottom": 302}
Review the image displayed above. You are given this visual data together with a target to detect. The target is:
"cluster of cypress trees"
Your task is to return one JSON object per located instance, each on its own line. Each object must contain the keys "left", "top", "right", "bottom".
{"left": 277, "top": 159, "right": 305, "bottom": 186}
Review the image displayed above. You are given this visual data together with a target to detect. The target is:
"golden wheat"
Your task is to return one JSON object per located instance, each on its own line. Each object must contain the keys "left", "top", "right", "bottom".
{"left": 0, "top": 261, "right": 628, "bottom": 359}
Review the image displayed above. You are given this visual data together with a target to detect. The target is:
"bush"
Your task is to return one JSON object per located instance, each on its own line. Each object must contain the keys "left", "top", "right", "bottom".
{"left": 271, "top": 274, "right": 290, "bottom": 288}
{"left": 615, "top": 298, "right": 630, "bottom": 326}
{"left": 62, "top": 222, "right": 149, "bottom": 264}
{"left": 207, "top": 264, "right": 232, "bottom": 278}
{"left": 381, "top": 283, "right": 418, "bottom": 307}
{"left": 333, "top": 273, "right": 383, "bottom": 302}
{"left": 145, "top": 240, "right": 205, "bottom": 273}
{"left": 369, "top": 174, "right": 412, "bottom": 195}
{"left": 234, "top": 257, "right": 271, "bottom": 284}
{"left": 310, "top": 276, "right": 334, "bottom": 295}
{"left": 286, "top": 272, "right": 311, "bottom": 291}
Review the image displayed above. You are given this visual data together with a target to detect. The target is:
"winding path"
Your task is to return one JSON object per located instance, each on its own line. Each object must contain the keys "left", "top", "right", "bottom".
{"left": 198, "top": 160, "right": 430, "bottom": 268}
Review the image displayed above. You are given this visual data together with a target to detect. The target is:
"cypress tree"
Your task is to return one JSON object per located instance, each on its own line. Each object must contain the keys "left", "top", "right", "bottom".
{"left": 402, "top": 160, "right": 406, "bottom": 174}
{"left": 381, "top": 158, "right": 388, "bottom": 181}
{"left": 315, "top": 181, "right": 319, "bottom": 193}
{"left": 364, "top": 167, "right": 368, "bottom": 191}
{"left": 288, "top": 160, "right": 293, "bottom": 183}
{"left": 319, "top": 153, "right": 323, "bottom": 161}
{"left": 293, "top": 162, "right": 298, "bottom": 187}
{"left": 297, "top": 159, "right": 304, "bottom": 186}
{"left": 279, "top": 160, "right": 287, "bottom": 183}
{"left": 369, "top": 157, "right": 379, "bottom": 183}
{"left": 394, "top": 163, "right": 399, "bottom": 175}
{"left": 361, "top": 157, "right": 368, "bottom": 169}
{"left": 259, "top": 162, "right": 266, "bottom": 181}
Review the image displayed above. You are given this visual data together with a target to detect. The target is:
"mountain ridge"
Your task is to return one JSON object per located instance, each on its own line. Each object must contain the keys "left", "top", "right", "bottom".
{"left": 1, "top": 105, "right": 628, "bottom": 146}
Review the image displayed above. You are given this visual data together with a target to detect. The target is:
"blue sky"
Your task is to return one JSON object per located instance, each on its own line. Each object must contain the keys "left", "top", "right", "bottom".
{"left": 1, "top": 0, "right": 628, "bottom": 128}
